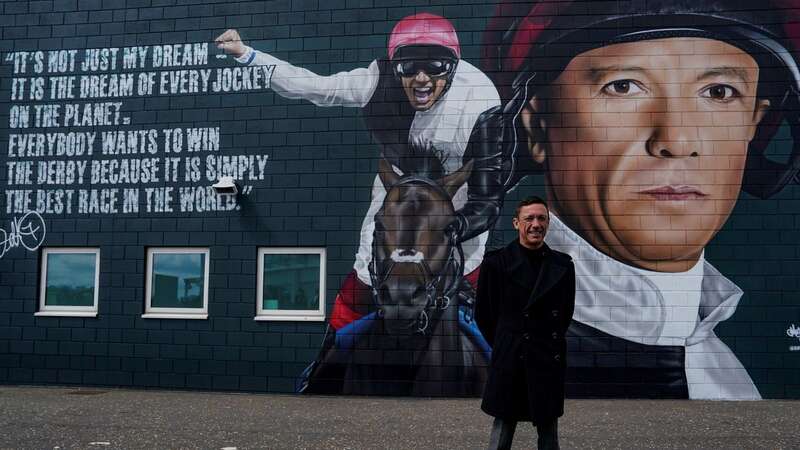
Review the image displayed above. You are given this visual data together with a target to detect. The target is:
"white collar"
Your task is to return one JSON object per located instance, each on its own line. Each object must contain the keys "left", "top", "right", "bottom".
{"left": 546, "top": 213, "right": 743, "bottom": 346}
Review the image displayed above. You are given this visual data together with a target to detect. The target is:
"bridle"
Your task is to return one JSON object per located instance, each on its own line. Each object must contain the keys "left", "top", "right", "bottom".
{"left": 369, "top": 175, "right": 469, "bottom": 334}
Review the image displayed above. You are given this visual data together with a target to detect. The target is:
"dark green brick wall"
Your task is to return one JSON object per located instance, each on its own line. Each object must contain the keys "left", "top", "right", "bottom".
{"left": 0, "top": 0, "right": 799, "bottom": 398}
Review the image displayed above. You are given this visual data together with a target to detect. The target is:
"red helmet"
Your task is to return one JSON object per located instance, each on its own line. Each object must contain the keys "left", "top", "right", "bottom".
{"left": 388, "top": 13, "right": 461, "bottom": 60}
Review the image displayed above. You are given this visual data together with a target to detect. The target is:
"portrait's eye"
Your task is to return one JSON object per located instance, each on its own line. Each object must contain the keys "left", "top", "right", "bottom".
{"left": 700, "top": 84, "right": 740, "bottom": 102}
{"left": 600, "top": 79, "right": 645, "bottom": 97}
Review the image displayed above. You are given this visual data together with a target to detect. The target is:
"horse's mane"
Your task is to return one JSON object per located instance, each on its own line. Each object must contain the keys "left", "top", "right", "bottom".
{"left": 396, "top": 138, "right": 446, "bottom": 180}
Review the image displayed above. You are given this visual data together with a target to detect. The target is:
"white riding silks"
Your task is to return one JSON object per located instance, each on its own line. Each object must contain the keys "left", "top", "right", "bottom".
{"left": 546, "top": 214, "right": 761, "bottom": 400}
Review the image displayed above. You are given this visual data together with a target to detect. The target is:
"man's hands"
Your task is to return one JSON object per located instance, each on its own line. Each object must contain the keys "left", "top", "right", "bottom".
{"left": 215, "top": 29, "right": 247, "bottom": 59}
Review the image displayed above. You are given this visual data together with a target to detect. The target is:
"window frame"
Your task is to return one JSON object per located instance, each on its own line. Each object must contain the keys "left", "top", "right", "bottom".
{"left": 143, "top": 247, "right": 210, "bottom": 320}
{"left": 36, "top": 247, "right": 100, "bottom": 317}
{"left": 255, "top": 247, "right": 326, "bottom": 322}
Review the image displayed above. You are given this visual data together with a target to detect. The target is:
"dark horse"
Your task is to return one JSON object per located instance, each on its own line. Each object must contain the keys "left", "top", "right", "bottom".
{"left": 301, "top": 154, "right": 491, "bottom": 396}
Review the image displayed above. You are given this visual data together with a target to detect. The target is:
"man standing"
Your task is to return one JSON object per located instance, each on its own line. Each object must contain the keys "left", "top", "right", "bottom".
{"left": 476, "top": 196, "right": 576, "bottom": 450}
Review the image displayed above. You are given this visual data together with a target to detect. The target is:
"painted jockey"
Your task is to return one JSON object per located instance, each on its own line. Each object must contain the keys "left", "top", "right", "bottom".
{"left": 216, "top": 14, "right": 511, "bottom": 331}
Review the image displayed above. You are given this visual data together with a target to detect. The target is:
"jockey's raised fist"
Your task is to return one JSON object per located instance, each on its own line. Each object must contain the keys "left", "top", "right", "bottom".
{"left": 215, "top": 29, "right": 247, "bottom": 58}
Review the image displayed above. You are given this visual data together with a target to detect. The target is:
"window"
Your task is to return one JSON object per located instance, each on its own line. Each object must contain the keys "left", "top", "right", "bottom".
{"left": 37, "top": 248, "right": 100, "bottom": 317}
{"left": 256, "top": 248, "right": 326, "bottom": 321}
{"left": 144, "top": 248, "right": 209, "bottom": 319}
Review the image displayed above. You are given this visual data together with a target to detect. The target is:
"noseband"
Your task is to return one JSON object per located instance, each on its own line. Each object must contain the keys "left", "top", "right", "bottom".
{"left": 369, "top": 176, "right": 468, "bottom": 334}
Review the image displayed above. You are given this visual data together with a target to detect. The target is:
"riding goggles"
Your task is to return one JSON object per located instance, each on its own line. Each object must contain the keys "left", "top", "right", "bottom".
{"left": 393, "top": 59, "right": 455, "bottom": 78}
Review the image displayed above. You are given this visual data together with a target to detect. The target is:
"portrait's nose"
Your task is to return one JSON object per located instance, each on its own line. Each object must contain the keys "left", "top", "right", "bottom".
{"left": 414, "top": 70, "right": 430, "bottom": 82}
{"left": 646, "top": 95, "right": 701, "bottom": 159}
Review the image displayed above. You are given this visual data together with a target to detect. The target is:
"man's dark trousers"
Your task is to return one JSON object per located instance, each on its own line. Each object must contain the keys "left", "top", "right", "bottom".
{"left": 487, "top": 417, "right": 559, "bottom": 450}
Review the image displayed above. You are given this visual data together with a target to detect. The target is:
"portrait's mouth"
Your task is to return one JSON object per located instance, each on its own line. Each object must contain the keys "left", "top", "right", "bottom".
{"left": 413, "top": 86, "right": 432, "bottom": 103}
{"left": 638, "top": 185, "right": 708, "bottom": 200}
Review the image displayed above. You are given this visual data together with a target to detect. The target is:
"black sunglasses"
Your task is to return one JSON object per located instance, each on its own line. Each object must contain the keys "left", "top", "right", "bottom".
{"left": 394, "top": 59, "right": 454, "bottom": 78}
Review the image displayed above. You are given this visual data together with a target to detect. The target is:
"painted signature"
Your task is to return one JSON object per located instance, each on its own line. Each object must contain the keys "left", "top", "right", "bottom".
{"left": 0, "top": 211, "right": 46, "bottom": 258}
{"left": 787, "top": 324, "right": 800, "bottom": 341}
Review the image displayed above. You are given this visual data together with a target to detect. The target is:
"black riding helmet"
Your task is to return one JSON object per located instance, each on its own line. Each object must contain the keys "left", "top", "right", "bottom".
{"left": 482, "top": 0, "right": 800, "bottom": 199}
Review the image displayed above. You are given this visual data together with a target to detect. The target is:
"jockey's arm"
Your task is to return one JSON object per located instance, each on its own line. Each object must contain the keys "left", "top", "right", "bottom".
{"left": 236, "top": 46, "right": 379, "bottom": 108}
{"left": 451, "top": 105, "right": 507, "bottom": 243}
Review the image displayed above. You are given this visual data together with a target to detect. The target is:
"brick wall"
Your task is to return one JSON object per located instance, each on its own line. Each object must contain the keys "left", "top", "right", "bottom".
{"left": 1, "top": 0, "right": 799, "bottom": 398}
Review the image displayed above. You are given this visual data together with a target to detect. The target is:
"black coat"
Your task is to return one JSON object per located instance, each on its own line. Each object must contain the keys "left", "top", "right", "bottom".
{"left": 475, "top": 240, "right": 576, "bottom": 424}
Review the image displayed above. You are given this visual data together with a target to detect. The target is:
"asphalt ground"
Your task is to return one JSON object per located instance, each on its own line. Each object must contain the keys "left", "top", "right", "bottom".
{"left": 0, "top": 385, "right": 798, "bottom": 450}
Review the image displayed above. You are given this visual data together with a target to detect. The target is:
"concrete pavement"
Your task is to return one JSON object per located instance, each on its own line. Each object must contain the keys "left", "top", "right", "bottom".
{"left": 0, "top": 385, "right": 798, "bottom": 449}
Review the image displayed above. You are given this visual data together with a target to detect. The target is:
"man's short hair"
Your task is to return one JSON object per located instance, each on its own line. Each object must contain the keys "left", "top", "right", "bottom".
{"left": 515, "top": 196, "right": 549, "bottom": 218}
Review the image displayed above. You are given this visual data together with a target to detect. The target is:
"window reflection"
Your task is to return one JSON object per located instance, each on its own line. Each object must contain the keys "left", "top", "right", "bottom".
{"left": 45, "top": 253, "right": 97, "bottom": 307}
{"left": 151, "top": 253, "right": 206, "bottom": 308}
{"left": 262, "top": 253, "right": 320, "bottom": 311}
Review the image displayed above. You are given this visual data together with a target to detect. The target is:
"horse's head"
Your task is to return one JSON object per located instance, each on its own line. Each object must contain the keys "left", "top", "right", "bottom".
{"left": 371, "top": 157, "right": 473, "bottom": 335}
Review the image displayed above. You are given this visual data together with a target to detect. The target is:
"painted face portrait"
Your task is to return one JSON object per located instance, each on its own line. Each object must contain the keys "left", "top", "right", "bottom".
{"left": 399, "top": 68, "right": 449, "bottom": 111}
{"left": 482, "top": 0, "right": 800, "bottom": 400}
{"left": 521, "top": 37, "right": 771, "bottom": 272}
{"left": 391, "top": 48, "right": 458, "bottom": 111}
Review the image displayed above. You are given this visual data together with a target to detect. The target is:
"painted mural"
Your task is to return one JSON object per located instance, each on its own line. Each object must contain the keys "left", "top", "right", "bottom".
{"left": 219, "top": 14, "right": 516, "bottom": 395}
{"left": 480, "top": 0, "right": 800, "bottom": 400}
{"left": 1, "top": 0, "right": 800, "bottom": 398}
{"left": 216, "top": 1, "right": 800, "bottom": 399}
